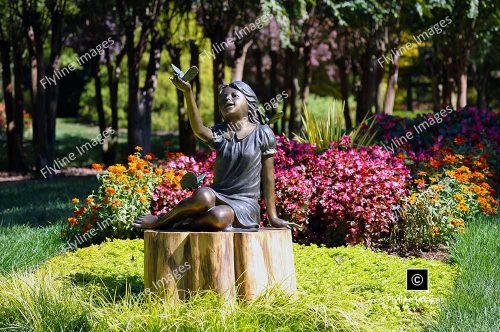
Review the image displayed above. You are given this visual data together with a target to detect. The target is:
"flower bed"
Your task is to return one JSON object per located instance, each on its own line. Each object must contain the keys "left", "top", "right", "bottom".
{"left": 63, "top": 107, "right": 498, "bottom": 250}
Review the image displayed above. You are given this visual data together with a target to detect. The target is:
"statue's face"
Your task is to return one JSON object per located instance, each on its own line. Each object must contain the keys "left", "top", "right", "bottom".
{"left": 218, "top": 86, "right": 248, "bottom": 120}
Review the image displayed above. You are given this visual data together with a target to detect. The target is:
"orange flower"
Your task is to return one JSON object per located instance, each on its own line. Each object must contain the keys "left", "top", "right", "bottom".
{"left": 429, "top": 159, "right": 441, "bottom": 168}
{"left": 136, "top": 187, "right": 145, "bottom": 194}
{"left": 108, "top": 164, "right": 126, "bottom": 174}
{"left": 105, "top": 187, "right": 116, "bottom": 195}
{"left": 134, "top": 146, "right": 143, "bottom": 152}
{"left": 85, "top": 197, "right": 93, "bottom": 204}
{"left": 164, "top": 140, "right": 173, "bottom": 147}
{"left": 414, "top": 179, "right": 425, "bottom": 188}
{"left": 71, "top": 198, "right": 80, "bottom": 204}
{"left": 454, "top": 136, "right": 465, "bottom": 144}
{"left": 111, "top": 198, "right": 122, "bottom": 208}
{"left": 67, "top": 217, "right": 77, "bottom": 225}
{"left": 443, "top": 154, "right": 456, "bottom": 164}
{"left": 154, "top": 168, "right": 163, "bottom": 175}
{"left": 396, "top": 153, "right": 405, "bottom": 161}
{"left": 139, "top": 195, "right": 147, "bottom": 203}
{"left": 417, "top": 171, "right": 427, "bottom": 176}
{"left": 144, "top": 153, "right": 156, "bottom": 161}
{"left": 91, "top": 163, "right": 103, "bottom": 171}
{"left": 103, "top": 197, "right": 109, "bottom": 204}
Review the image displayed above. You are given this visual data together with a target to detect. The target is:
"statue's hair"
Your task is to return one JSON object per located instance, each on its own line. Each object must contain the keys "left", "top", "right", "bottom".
{"left": 219, "top": 81, "right": 267, "bottom": 124}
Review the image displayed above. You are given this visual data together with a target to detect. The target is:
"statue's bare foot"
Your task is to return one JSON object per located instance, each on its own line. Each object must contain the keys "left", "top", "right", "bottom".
{"left": 132, "top": 214, "right": 163, "bottom": 229}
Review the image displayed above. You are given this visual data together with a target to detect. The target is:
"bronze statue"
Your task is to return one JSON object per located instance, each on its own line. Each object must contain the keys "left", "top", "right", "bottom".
{"left": 132, "top": 67, "right": 298, "bottom": 232}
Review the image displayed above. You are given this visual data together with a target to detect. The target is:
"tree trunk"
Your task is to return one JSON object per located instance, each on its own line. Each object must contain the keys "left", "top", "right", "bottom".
{"left": 442, "top": 52, "right": 454, "bottom": 107}
{"left": 92, "top": 57, "right": 108, "bottom": 162}
{"left": 168, "top": 44, "right": 195, "bottom": 155}
{"left": 356, "top": 43, "right": 375, "bottom": 123}
{"left": 104, "top": 48, "right": 123, "bottom": 165}
{"left": 231, "top": 39, "right": 253, "bottom": 81}
{"left": 383, "top": 54, "right": 399, "bottom": 115}
{"left": 144, "top": 229, "right": 297, "bottom": 301}
{"left": 140, "top": 30, "right": 162, "bottom": 154}
{"left": 338, "top": 57, "right": 352, "bottom": 129}
{"left": 190, "top": 40, "right": 201, "bottom": 107}
{"left": 126, "top": 25, "right": 144, "bottom": 153}
{"left": 0, "top": 38, "right": 17, "bottom": 171}
{"left": 12, "top": 43, "right": 26, "bottom": 171}
{"left": 406, "top": 74, "right": 413, "bottom": 112}
{"left": 287, "top": 47, "right": 301, "bottom": 137}
{"left": 185, "top": 40, "right": 199, "bottom": 153}
{"left": 300, "top": 45, "right": 312, "bottom": 108}
{"left": 427, "top": 58, "right": 441, "bottom": 113}
{"left": 457, "top": 67, "right": 468, "bottom": 108}
{"left": 45, "top": 10, "right": 63, "bottom": 167}
{"left": 211, "top": 31, "right": 226, "bottom": 125}
{"left": 26, "top": 23, "right": 50, "bottom": 175}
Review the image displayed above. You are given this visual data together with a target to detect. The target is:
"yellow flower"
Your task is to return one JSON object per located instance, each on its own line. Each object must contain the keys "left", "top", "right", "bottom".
{"left": 139, "top": 195, "right": 147, "bottom": 203}
{"left": 429, "top": 177, "right": 437, "bottom": 183}
{"left": 71, "top": 198, "right": 80, "bottom": 204}
{"left": 457, "top": 203, "right": 469, "bottom": 212}
{"left": 450, "top": 218, "right": 464, "bottom": 227}
{"left": 105, "top": 187, "right": 116, "bottom": 195}
{"left": 431, "top": 226, "right": 440, "bottom": 237}
{"left": 134, "top": 146, "right": 143, "bottom": 152}
{"left": 408, "top": 193, "right": 418, "bottom": 204}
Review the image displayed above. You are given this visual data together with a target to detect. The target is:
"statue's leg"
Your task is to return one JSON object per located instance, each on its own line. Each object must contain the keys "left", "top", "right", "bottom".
{"left": 188, "top": 205, "right": 235, "bottom": 231}
{"left": 133, "top": 187, "right": 215, "bottom": 229}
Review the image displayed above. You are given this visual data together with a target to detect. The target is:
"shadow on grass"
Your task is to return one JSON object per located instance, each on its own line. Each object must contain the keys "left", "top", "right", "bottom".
{"left": 0, "top": 176, "right": 98, "bottom": 228}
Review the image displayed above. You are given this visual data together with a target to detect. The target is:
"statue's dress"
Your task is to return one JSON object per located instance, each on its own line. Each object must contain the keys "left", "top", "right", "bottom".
{"left": 205, "top": 123, "right": 277, "bottom": 229}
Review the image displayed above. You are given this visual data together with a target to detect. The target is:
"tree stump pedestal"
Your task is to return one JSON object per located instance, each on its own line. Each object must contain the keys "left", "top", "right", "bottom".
{"left": 144, "top": 228, "right": 297, "bottom": 301}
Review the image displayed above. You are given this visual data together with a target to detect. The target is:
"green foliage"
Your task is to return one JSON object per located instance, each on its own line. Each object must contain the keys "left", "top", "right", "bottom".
{"left": 0, "top": 239, "right": 455, "bottom": 331}
{"left": 426, "top": 213, "right": 500, "bottom": 332}
{"left": 296, "top": 100, "right": 377, "bottom": 151}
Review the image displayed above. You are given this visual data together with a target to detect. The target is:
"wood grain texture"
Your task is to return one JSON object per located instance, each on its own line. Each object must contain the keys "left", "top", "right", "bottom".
{"left": 144, "top": 229, "right": 297, "bottom": 301}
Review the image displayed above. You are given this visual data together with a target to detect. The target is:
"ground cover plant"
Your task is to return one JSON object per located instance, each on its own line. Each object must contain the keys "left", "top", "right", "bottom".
{"left": 0, "top": 239, "right": 456, "bottom": 331}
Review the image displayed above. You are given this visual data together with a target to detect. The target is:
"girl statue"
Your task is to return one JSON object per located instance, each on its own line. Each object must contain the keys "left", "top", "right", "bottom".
{"left": 132, "top": 74, "right": 298, "bottom": 232}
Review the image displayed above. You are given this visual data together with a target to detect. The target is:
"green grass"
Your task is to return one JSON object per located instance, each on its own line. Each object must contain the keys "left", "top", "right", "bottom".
{"left": 0, "top": 176, "right": 98, "bottom": 273}
{"left": 0, "top": 239, "right": 455, "bottom": 331}
{"left": 426, "top": 213, "right": 500, "bottom": 332}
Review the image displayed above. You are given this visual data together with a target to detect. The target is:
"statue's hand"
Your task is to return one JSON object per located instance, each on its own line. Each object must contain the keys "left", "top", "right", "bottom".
{"left": 131, "top": 214, "right": 160, "bottom": 229}
{"left": 170, "top": 75, "right": 191, "bottom": 93}
{"left": 269, "top": 217, "right": 303, "bottom": 231}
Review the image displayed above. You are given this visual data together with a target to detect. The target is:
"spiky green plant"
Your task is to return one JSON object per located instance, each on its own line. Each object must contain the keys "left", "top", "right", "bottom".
{"left": 295, "top": 100, "right": 378, "bottom": 151}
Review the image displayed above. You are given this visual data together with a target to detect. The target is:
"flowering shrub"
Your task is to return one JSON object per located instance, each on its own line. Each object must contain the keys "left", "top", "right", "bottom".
{"left": 395, "top": 146, "right": 498, "bottom": 250}
{"left": 372, "top": 107, "right": 499, "bottom": 184}
{"left": 62, "top": 147, "right": 171, "bottom": 246}
{"left": 272, "top": 136, "right": 411, "bottom": 246}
